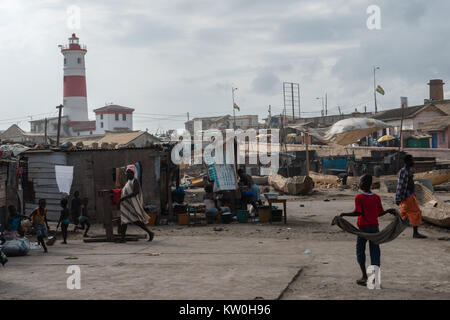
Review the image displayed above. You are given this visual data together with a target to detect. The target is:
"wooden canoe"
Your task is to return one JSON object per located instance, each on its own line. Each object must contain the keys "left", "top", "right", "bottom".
{"left": 415, "top": 182, "right": 450, "bottom": 228}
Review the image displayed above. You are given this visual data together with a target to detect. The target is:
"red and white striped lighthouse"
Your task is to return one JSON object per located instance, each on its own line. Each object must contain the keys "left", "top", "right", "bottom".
{"left": 60, "top": 33, "right": 89, "bottom": 121}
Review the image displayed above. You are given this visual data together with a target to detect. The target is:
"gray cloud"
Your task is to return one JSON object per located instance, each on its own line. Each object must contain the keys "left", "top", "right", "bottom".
{"left": 251, "top": 70, "right": 281, "bottom": 95}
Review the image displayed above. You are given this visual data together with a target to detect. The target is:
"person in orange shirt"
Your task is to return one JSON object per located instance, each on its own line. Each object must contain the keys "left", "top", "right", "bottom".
{"left": 395, "top": 155, "right": 427, "bottom": 239}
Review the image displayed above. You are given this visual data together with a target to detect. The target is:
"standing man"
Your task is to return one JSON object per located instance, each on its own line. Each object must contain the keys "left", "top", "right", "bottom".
{"left": 395, "top": 154, "right": 427, "bottom": 239}
{"left": 118, "top": 165, "right": 155, "bottom": 242}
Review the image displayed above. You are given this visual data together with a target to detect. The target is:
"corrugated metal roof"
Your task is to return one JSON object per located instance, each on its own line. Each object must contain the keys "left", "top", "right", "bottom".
{"left": 421, "top": 116, "right": 450, "bottom": 131}
{"left": 93, "top": 105, "right": 134, "bottom": 113}
{"left": 60, "top": 131, "right": 160, "bottom": 147}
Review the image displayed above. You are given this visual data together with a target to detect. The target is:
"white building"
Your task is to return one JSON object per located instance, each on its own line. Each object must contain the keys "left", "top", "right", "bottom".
{"left": 93, "top": 105, "right": 134, "bottom": 134}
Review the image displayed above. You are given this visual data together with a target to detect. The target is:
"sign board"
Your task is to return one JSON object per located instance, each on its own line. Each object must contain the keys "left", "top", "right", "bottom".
{"left": 204, "top": 153, "right": 237, "bottom": 192}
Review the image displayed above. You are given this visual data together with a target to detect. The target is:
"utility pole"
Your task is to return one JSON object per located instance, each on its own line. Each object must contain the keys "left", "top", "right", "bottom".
{"left": 305, "top": 132, "right": 310, "bottom": 177}
{"left": 56, "top": 104, "right": 63, "bottom": 147}
{"left": 268, "top": 105, "right": 272, "bottom": 128}
{"left": 338, "top": 106, "right": 341, "bottom": 116}
{"left": 325, "top": 93, "right": 328, "bottom": 116}
{"left": 373, "top": 66, "right": 380, "bottom": 113}
{"left": 291, "top": 83, "right": 295, "bottom": 120}
{"left": 396, "top": 105, "right": 406, "bottom": 170}
{"left": 187, "top": 112, "right": 190, "bottom": 121}
{"left": 44, "top": 118, "right": 48, "bottom": 145}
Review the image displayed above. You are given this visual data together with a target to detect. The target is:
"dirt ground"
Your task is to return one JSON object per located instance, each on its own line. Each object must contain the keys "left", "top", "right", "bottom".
{"left": 1, "top": 187, "right": 449, "bottom": 300}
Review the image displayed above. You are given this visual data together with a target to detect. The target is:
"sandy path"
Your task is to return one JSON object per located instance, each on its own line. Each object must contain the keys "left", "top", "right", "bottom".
{"left": 1, "top": 188, "right": 449, "bottom": 300}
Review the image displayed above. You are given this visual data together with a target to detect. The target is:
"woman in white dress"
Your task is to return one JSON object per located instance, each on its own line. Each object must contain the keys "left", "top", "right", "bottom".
{"left": 118, "top": 166, "right": 155, "bottom": 242}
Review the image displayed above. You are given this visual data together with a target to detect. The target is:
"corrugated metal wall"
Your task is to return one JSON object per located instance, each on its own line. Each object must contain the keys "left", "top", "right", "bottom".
{"left": 0, "top": 164, "right": 6, "bottom": 208}
{"left": 23, "top": 149, "right": 169, "bottom": 222}
{"left": 25, "top": 152, "right": 67, "bottom": 221}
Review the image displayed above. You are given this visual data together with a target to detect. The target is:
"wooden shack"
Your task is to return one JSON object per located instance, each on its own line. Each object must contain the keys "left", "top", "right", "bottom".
{"left": 22, "top": 148, "right": 170, "bottom": 221}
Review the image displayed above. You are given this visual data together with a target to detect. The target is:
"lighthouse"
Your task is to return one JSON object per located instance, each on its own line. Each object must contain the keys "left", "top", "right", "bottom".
{"left": 60, "top": 33, "right": 89, "bottom": 121}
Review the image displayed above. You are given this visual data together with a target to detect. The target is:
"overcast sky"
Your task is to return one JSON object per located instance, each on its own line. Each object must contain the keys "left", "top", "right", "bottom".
{"left": 1, "top": 0, "right": 449, "bottom": 133}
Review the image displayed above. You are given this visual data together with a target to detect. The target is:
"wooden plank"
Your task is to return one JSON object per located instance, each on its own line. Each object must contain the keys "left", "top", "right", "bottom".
{"left": 33, "top": 187, "right": 60, "bottom": 193}
{"left": 34, "top": 192, "right": 64, "bottom": 200}
{"left": 28, "top": 162, "right": 64, "bottom": 168}
{"left": 28, "top": 154, "right": 67, "bottom": 164}
{"left": 33, "top": 179, "right": 58, "bottom": 186}
{"left": 28, "top": 169, "right": 55, "bottom": 175}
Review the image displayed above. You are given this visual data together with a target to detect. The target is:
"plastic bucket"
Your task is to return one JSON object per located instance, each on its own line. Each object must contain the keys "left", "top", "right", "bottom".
{"left": 258, "top": 206, "right": 271, "bottom": 223}
{"left": 147, "top": 213, "right": 157, "bottom": 226}
{"left": 178, "top": 213, "right": 189, "bottom": 225}
{"left": 236, "top": 210, "right": 249, "bottom": 223}
{"left": 221, "top": 212, "right": 233, "bottom": 224}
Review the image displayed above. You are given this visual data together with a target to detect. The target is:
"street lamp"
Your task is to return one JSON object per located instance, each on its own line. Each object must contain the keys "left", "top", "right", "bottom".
{"left": 373, "top": 66, "right": 380, "bottom": 113}
{"left": 232, "top": 87, "right": 238, "bottom": 129}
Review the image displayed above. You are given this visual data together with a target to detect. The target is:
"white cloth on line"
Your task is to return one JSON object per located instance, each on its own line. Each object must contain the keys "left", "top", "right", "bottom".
{"left": 55, "top": 165, "right": 74, "bottom": 195}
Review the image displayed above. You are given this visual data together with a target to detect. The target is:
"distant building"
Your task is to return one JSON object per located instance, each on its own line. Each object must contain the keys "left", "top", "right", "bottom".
{"left": 0, "top": 124, "right": 47, "bottom": 144}
{"left": 421, "top": 116, "right": 450, "bottom": 149}
{"left": 60, "top": 130, "right": 160, "bottom": 149}
{"left": 373, "top": 79, "right": 449, "bottom": 147}
{"left": 185, "top": 114, "right": 259, "bottom": 133}
{"left": 266, "top": 111, "right": 372, "bottom": 129}
{"left": 93, "top": 105, "right": 134, "bottom": 134}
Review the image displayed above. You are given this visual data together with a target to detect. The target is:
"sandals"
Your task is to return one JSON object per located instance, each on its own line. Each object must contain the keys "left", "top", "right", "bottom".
{"left": 356, "top": 279, "right": 367, "bottom": 286}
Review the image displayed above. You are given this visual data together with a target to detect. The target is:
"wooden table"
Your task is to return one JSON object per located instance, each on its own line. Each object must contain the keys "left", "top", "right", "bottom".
{"left": 267, "top": 199, "right": 287, "bottom": 224}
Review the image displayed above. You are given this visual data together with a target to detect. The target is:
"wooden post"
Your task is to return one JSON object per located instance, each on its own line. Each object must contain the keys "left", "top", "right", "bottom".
{"left": 104, "top": 197, "right": 113, "bottom": 241}
{"left": 44, "top": 118, "right": 48, "bottom": 145}
{"left": 56, "top": 104, "right": 64, "bottom": 146}
{"left": 305, "top": 132, "right": 310, "bottom": 176}
{"left": 396, "top": 105, "right": 406, "bottom": 170}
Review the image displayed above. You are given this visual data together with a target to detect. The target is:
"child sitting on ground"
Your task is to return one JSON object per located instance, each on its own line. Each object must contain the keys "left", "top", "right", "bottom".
{"left": 340, "top": 174, "right": 395, "bottom": 286}
{"left": 57, "top": 198, "right": 70, "bottom": 244}
{"left": 7, "top": 205, "right": 25, "bottom": 237}
{"left": 204, "top": 183, "right": 219, "bottom": 220}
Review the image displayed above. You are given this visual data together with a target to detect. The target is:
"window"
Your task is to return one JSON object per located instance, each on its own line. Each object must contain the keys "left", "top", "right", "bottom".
{"left": 64, "top": 58, "right": 66, "bottom": 65}
{"left": 77, "top": 58, "right": 81, "bottom": 64}
{"left": 440, "top": 132, "right": 446, "bottom": 144}
{"left": 115, "top": 114, "right": 119, "bottom": 121}
{"left": 122, "top": 114, "right": 126, "bottom": 121}
{"left": 100, "top": 114, "right": 103, "bottom": 120}
{"left": 101, "top": 122, "right": 104, "bottom": 128}
{"left": 90, "top": 131, "right": 93, "bottom": 135}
